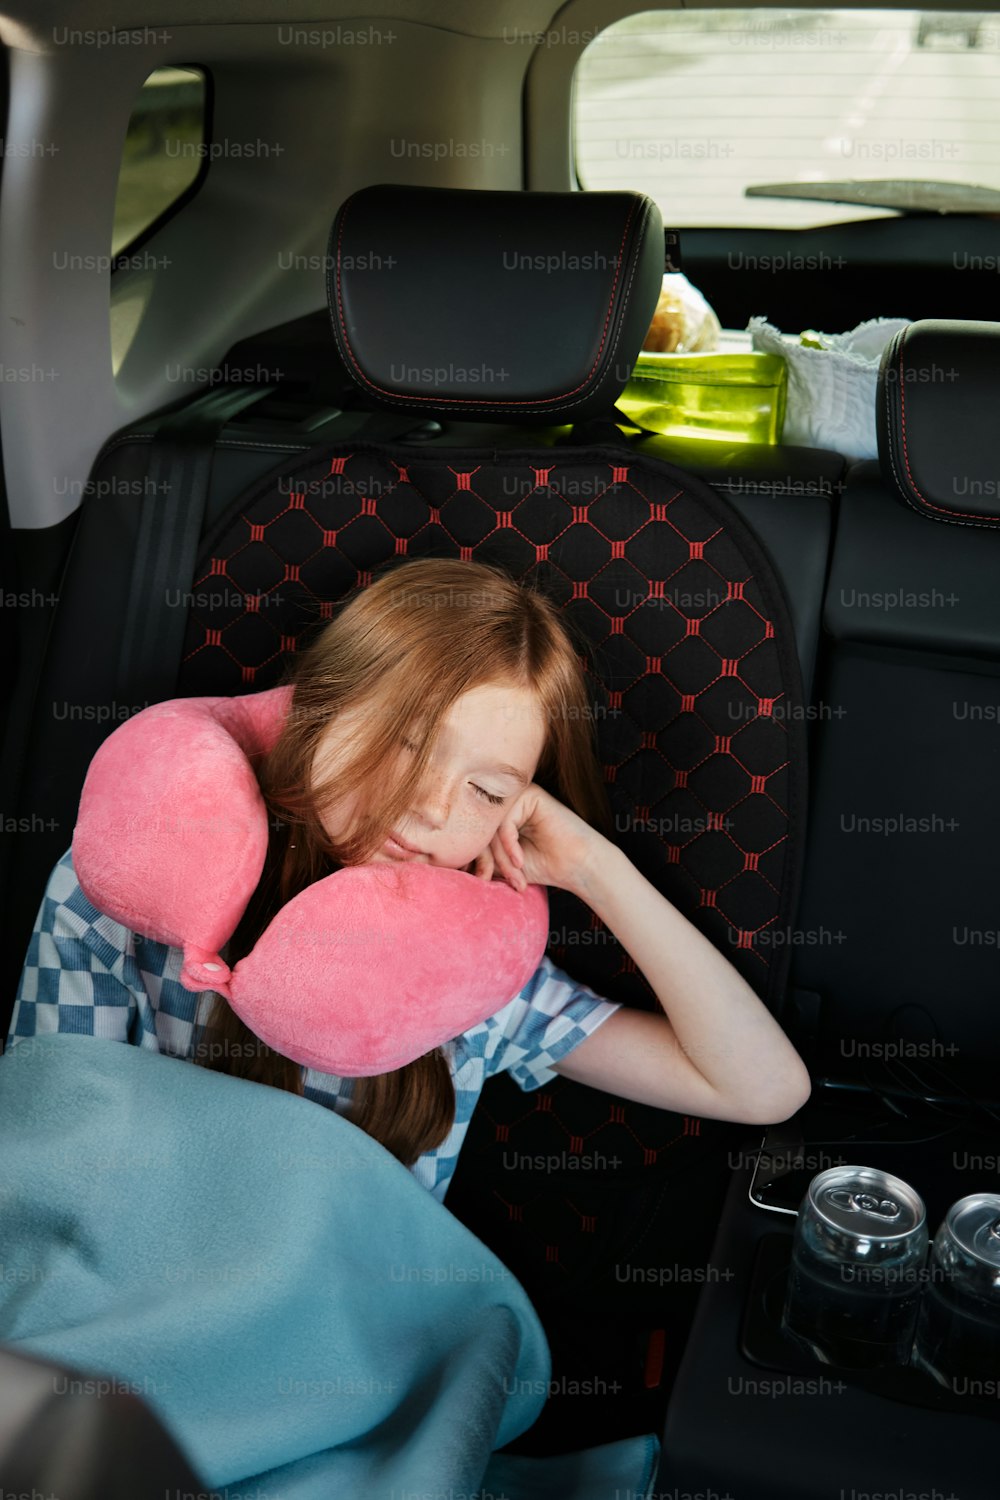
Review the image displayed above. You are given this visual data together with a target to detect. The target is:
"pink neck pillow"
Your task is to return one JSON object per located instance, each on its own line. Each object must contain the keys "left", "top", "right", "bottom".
{"left": 71, "top": 687, "right": 549, "bottom": 1076}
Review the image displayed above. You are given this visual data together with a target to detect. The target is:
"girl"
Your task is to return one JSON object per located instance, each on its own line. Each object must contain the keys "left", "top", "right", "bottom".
{"left": 7, "top": 556, "right": 810, "bottom": 1202}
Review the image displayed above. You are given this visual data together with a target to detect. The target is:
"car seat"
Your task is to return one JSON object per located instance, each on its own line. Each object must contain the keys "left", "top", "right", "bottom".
{"left": 4, "top": 182, "right": 834, "bottom": 1481}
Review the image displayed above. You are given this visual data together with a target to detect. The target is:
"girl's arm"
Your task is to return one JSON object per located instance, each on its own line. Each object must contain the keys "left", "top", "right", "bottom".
{"left": 547, "top": 836, "right": 812, "bottom": 1125}
{"left": 480, "top": 784, "right": 811, "bottom": 1125}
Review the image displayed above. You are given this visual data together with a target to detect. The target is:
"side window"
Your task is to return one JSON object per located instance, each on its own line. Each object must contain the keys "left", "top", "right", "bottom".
{"left": 112, "top": 66, "right": 208, "bottom": 260}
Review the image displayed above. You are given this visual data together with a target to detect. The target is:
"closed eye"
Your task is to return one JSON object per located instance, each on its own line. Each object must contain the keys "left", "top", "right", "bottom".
{"left": 472, "top": 785, "right": 505, "bottom": 807}
{"left": 401, "top": 737, "right": 505, "bottom": 807}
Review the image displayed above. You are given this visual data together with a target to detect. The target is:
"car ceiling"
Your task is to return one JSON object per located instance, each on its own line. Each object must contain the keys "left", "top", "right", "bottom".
{"left": 1, "top": 1, "right": 570, "bottom": 50}
{"left": 0, "top": 0, "right": 967, "bottom": 43}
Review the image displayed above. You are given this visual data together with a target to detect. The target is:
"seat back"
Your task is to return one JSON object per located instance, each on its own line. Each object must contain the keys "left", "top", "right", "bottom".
{"left": 4, "top": 184, "right": 840, "bottom": 1445}
{"left": 160, "top": 188, "right": 820, "bottom": 1424}
{"left": 178, "top": 437, "right": 810, "bottom": 1007}
{"left": 790, "top": 318, "right": 1000, "bottom": 1103}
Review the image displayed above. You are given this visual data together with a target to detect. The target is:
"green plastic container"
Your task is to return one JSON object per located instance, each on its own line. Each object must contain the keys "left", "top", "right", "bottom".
{"left": 618, "top": 349, "right": 787, "bottom": 445}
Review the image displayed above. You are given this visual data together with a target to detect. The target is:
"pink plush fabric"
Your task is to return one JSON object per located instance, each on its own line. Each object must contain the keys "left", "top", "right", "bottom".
{"left": 72, "top": 689, "right": 549, "bottom": 1075}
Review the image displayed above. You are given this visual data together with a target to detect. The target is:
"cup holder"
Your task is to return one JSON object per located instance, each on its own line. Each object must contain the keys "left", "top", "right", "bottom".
{"left": 740, "top": 1234, "right": 1000, "bottom": 1424}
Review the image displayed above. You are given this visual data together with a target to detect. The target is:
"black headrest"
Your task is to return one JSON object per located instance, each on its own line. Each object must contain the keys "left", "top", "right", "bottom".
{"left": 325, "top": 184, "right": 664, "bottom": 424}
{"left": 877, "top": 318, "right": 1000, "bottom": 528}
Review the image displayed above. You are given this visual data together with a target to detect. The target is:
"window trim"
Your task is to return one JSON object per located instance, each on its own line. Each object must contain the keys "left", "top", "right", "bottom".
{"left": 525, "top": 0, "right": 647, "bottom": 191}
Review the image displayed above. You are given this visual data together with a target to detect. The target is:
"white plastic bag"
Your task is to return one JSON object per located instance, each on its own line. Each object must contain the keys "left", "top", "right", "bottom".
{"left": 748, "top": 315, "right": 911, "bottom": 458}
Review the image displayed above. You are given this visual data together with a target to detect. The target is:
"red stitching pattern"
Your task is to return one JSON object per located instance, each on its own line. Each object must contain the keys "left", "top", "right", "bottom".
{"left": 332, "top": 193, "right": 644, "bottom": 409}
{"left": 184, "top": 452, "right": 794, "bottom": 995}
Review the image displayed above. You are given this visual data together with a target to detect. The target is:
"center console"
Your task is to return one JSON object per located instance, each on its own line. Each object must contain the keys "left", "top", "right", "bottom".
{"left": 659, "top": 1089, "right": 1000, "bottom": 1498}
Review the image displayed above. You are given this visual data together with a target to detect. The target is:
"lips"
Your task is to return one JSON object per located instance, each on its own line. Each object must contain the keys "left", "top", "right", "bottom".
{"left": 387, "top": 831, "right": 423, "bottom": 855}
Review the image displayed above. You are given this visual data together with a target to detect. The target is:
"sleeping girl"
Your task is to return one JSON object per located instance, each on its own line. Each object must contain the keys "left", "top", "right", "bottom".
{"left": 7, "top": 554, "right": 810, "bottom": 1202}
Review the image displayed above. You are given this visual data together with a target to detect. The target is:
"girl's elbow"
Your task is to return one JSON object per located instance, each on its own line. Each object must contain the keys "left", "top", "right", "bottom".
{"left": 736, "top": 1065, "right": 812, "bottom": 1127}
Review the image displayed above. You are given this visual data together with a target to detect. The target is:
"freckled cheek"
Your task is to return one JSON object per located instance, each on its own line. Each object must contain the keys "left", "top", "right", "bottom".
{"left": 466, "top": 800, "right": 503, "bottom": 830}
{"left": 471, "top": 808, "right": 507, "bottom": 852}
{"left": 437, "top": 806, "right": 498, "bottom": 857}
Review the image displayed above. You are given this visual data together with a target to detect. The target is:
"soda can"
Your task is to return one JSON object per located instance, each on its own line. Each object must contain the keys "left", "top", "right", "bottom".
{"left": 782, "top": 1165, "right": 928, "bottom": 1368}
{"left": 910, "top": 1193, "right": 1000, "bottom": 1390}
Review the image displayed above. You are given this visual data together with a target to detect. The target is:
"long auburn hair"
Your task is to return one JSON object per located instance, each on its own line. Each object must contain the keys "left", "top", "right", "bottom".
{"left": 191, "top": 555, "right": 612, "bottom": 1167}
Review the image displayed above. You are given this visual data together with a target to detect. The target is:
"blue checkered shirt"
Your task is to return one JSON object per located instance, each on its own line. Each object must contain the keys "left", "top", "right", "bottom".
{"left": 6, "top": 848, "right": 622, "bottom": 1204}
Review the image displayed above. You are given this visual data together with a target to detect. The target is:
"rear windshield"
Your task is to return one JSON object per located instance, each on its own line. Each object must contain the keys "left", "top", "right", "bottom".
{"left": 575, "top": 9, "right": 1000, "bottom": 227}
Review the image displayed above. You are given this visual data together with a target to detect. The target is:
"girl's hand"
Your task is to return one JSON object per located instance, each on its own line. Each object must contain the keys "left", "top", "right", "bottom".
{"left": 470, "top": 783, "right": 604, "bottom": 897}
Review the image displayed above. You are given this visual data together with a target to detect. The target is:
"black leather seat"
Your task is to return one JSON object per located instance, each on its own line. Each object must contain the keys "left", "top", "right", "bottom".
{"left": 2, "top": 183, "right": 839, "bottom": 1469}
{"left": 1, "top": 213, "right": 848, "bottom": 1020}
{"left": 661, "top": 318, "right": 1000, "bottom": 1498}
{"left": 792, "top": 317, "right": 1000, "bottom": 1098}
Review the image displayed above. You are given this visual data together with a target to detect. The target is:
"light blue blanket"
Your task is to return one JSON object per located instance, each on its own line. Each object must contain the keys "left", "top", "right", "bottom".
{"left": 0, "top": 1035, "right": 660, "bottom": 1499}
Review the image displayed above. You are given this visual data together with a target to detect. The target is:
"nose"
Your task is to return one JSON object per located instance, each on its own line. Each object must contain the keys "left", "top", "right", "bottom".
{"left": 410, "top": 768, "right": 453, "bottom": 830}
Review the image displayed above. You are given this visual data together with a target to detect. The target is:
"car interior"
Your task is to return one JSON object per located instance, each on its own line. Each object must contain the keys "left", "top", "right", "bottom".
{"left": 1, "top": 2, "right": 999, "bottom": 1497}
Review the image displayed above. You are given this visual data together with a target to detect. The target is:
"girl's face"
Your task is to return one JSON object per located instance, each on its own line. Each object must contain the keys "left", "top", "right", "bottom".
{"left": 310, "top": 680, "right": 548, "bottom": 871}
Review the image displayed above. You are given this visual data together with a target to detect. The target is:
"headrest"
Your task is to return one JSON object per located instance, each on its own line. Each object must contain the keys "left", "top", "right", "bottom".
{"left": 71, "top": 689, "right": 549, "bottom": 1076}
{"left": 877, "top": 318, "right": 1000, "bottom": 528}
{"left": 326, "top": 183, "right": 664, "bottom": 424}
